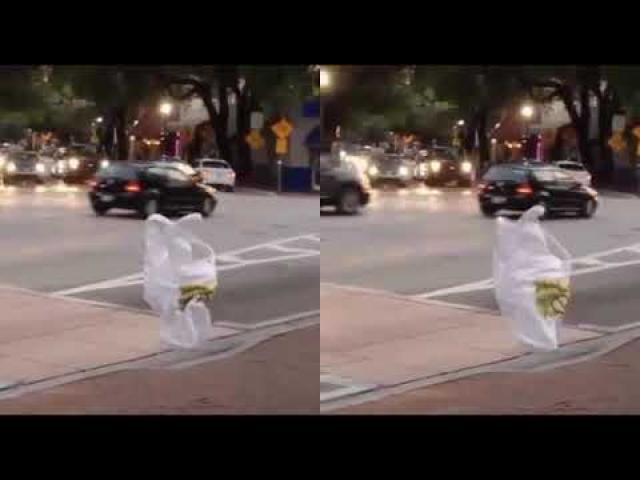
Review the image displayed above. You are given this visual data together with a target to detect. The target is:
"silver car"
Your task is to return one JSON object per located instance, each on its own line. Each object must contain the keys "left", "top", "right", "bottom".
{"left": 3, "top": 151, "right": 53, "bottom": 184}
{"left": 554, "top": 160, "right": 592, "bottom": 187}
{"left": 367, "top": 154, "right": 415, "bottom": 187}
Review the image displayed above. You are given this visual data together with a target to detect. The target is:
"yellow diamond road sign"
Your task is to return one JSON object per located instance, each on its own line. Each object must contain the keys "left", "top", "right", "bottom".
{"left": 608, "top": 133, "right": 626, "bottom": 152}
{"left": 245, "top": 130, "right": 265, "bottom": 150}
{"left": 272, "top": 119, "right": 293, "bottom": 139}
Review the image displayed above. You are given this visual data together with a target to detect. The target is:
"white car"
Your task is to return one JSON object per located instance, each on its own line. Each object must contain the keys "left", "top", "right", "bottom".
{"left": 196, "top": 158, "right": 236, "bottom": 191}
{"left": 555, "top": 160, "right": 592, "bottom": 186}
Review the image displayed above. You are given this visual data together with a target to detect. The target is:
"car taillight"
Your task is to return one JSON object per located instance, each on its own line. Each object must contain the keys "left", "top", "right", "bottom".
{"left": 477, "top": 182, "right": 487, "bottom": 191}
{"left": 516, "top": 184, "right": 534, "bottom": 195}
{"left": 87, "top": 179, "right": 98, "bottom": 189}
{"left": 125, "top": 181, "right": 142, "bottom": 193}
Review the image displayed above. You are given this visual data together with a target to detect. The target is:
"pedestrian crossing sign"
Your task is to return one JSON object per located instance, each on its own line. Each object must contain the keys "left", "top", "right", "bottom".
{"left": 245, "top": 130, "right": 265, "bottom": 150}
{"left": 272, "top": 118, "right": 293, "bottom": 139}
{"left": 608, "top": 132, "right": 626, "bottom": 152}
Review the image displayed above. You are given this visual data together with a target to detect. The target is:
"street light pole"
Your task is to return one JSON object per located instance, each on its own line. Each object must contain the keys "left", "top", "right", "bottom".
{"left": 520, "top": 104, "right": 534, "bottom": 160}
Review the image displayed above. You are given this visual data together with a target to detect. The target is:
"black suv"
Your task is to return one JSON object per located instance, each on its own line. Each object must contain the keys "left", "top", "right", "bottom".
{"left": 88, "top": 162, "right": 217, "bottom": 219}
{"left": 477, "top": 163, "right": 599, "bottom": 218}
{"left": 320, "top": 150, "right": 371, "bottom": 214}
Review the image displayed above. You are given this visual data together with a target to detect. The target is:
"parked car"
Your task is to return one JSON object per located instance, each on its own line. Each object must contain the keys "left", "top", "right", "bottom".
{"left": 367, "top": 153, "right": 416, "bottom": 187}
{"left": 477, "top": 163, "right": 599, "bottom": 218}
{"left": 320, "top": 151, "right": 371, "bottom": 214}
{"left": 195, "top": 158, "right": 236, "bottom": 191}
{"left": 423, "top": 147, "right": 473, "bottom": 187}
{"left": 554, "top": 160, "right": 592, "bottom": 186}
{"left": 2, "top": 151, "right": 53, "bottom": 184}
{"left": 88, "top": 162, "right": 217, "bottom": 219}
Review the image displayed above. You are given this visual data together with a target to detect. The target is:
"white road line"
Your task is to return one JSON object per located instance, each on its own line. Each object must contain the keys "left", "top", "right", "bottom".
{"left": 267, "top": 244, "right": 319, "bottom": 255}
{"left": 216, "top": 254, "right": 245, "bottom": 264}
{"left": 52, "top": 233, "right": 319, "bottom": 296}
{"left": 319, "top": 374, "right": 378, "bottom": 403}
{"left": 216, "top": 309, "right": 320, "bottom": 330}
{"left": 414, "top": 242, "right": 640, "bottom": 299}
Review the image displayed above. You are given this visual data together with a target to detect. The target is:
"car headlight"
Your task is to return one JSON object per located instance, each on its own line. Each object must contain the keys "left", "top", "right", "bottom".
{"left": 368, "top": 165, "right": 379, "bottom": 177}
{"left": 35, "top": 163, "right": 45, "bottom": 174}
{"left": 6, "top": 162, "right": 16, "bottom": 173}
{"left": 461, "top": 161, "right": 472, "bottom": 174}
{"left": 398, "top": 166, "right": 410, "bottom": 177}
{"left": 100, "top": 159, "right": 110, "bottom": 169}
{"left": 69, "top": 157, "right": 80, "bottom": 170}
{"left": 430, "top": 160, "right": 441, "bottom": 173}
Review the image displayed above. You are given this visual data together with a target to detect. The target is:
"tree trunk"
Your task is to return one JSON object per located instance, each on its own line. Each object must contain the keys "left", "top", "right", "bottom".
{"left": 115, "top": 107, "right": 128, "bottom": 161}
{"left": 596, "top": 88, "right": 618, "bottom": 185}
{"left": 551, "top": 127, "right": 565, "bottom": 161}
{"left": 235, "top": 87, "right": 253, "bottom": 182}
{"left": 476, "top": 108, "right": 490, "bottom": 172}
{"left": 212, "top": 84, "right": 232, "bottom": 170}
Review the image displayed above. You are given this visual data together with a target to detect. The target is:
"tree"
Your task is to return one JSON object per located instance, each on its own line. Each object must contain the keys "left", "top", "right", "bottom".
{"left": 413, "top": 66, "right": 523, "bottom": 171}
{"left": 49, "top": 65, "right": 160, "bottom": 159}
{"left": 160, "top": 65, "right": 312, "bottom": 180}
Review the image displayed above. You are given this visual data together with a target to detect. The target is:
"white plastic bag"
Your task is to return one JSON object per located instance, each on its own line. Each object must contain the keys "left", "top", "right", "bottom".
{"left": 143, "top": 213, "right": 218, "bottom": 349}
{"left": 493, "top": 205, "right": 572, "bottom": 351}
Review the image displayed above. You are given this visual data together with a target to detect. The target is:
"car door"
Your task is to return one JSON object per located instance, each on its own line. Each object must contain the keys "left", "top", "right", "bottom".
{"left": 319, "top": 154, "right": 339, "bottom": 199}
{"left": 552, "top": 169, "right": 585, "bottom": 208}
{"left": 530, "top": 169, "right": 564, "bottom": 208}
{"left": 163, "top": 167, "right": 200, "bottom": 209}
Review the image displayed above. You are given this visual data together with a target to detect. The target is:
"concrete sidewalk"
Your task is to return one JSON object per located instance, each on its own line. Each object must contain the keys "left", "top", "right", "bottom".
{"left": 0, "top": 286, "right": 238, "bottom": 389}
{"left": 321, "top": 283, "right": 601, "bottom": 406}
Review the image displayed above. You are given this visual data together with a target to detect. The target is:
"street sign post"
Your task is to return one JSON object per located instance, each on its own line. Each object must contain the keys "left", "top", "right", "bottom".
{"left": 271, "top": 118, "right": 294, "bottom": 194}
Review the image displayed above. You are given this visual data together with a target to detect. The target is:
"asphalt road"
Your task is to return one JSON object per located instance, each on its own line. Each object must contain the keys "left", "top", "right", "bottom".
{"left": 0, "top": 184, "right": 320, "bottom": 328}
{"left": 320, "top": 184, "right": 640, "bottom": 330}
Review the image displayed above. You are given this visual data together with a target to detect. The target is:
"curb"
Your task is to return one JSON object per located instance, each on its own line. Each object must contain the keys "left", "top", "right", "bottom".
{"left": 321, "top": 322, "right": 640, "bottom": 413}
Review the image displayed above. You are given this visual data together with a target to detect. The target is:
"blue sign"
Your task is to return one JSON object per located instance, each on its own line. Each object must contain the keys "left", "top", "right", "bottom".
{"left": 303, "top": 99, "right": 319, "bottom": 118}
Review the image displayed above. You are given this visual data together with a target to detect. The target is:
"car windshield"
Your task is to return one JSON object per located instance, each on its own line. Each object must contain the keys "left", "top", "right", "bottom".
{"left": 532, "top": 169, "right": 559, "bottom": 182}
{"left": 172, "top": 163, "right": 197, "bottom": 175}
{"left": 202, "top": 160, "right": 229, "bottom": 169}
{"left": 427, "top": 149, "right": 458, "bottom": 161}
{"left": 97, "top": 164, "right": 137, "bottom": 180}
{"left": 13, "top": 153, "right": 37, "bottom": 162}
{"left": 484, "top": 166, "right": 529, "bottom": 182}
{"left": 69, "top": 146, "right": 95, "bottom": 156}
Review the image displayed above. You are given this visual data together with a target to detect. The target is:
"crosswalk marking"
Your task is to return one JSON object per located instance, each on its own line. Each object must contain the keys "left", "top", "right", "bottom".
{"left": 52, "top": 233, "right": 319, "bottom": 296}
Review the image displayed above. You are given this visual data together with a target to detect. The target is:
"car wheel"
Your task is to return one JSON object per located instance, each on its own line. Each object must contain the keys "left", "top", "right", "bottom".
{"left": 337, "top": 188, "right": 361, "bottom": 215}
{"left": 92, "top": 203, "right": 109, "bottom": 216}
{"left": 227, "top": 185, "right": 234, "bottom": 192}
{"left": 141, "top": 198, "right": 159, "bottom": 219}
{"left": 201, "top": 197, "right": 216, "bottom": 217}
{"left": 581, "top": 198, "right": 597, "bottom": 218}
{"left": 480, "top": 205, "right": 496, "bottom": 218}
{"left": 538, "top": 201, "right": 552, "bottom": 219}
